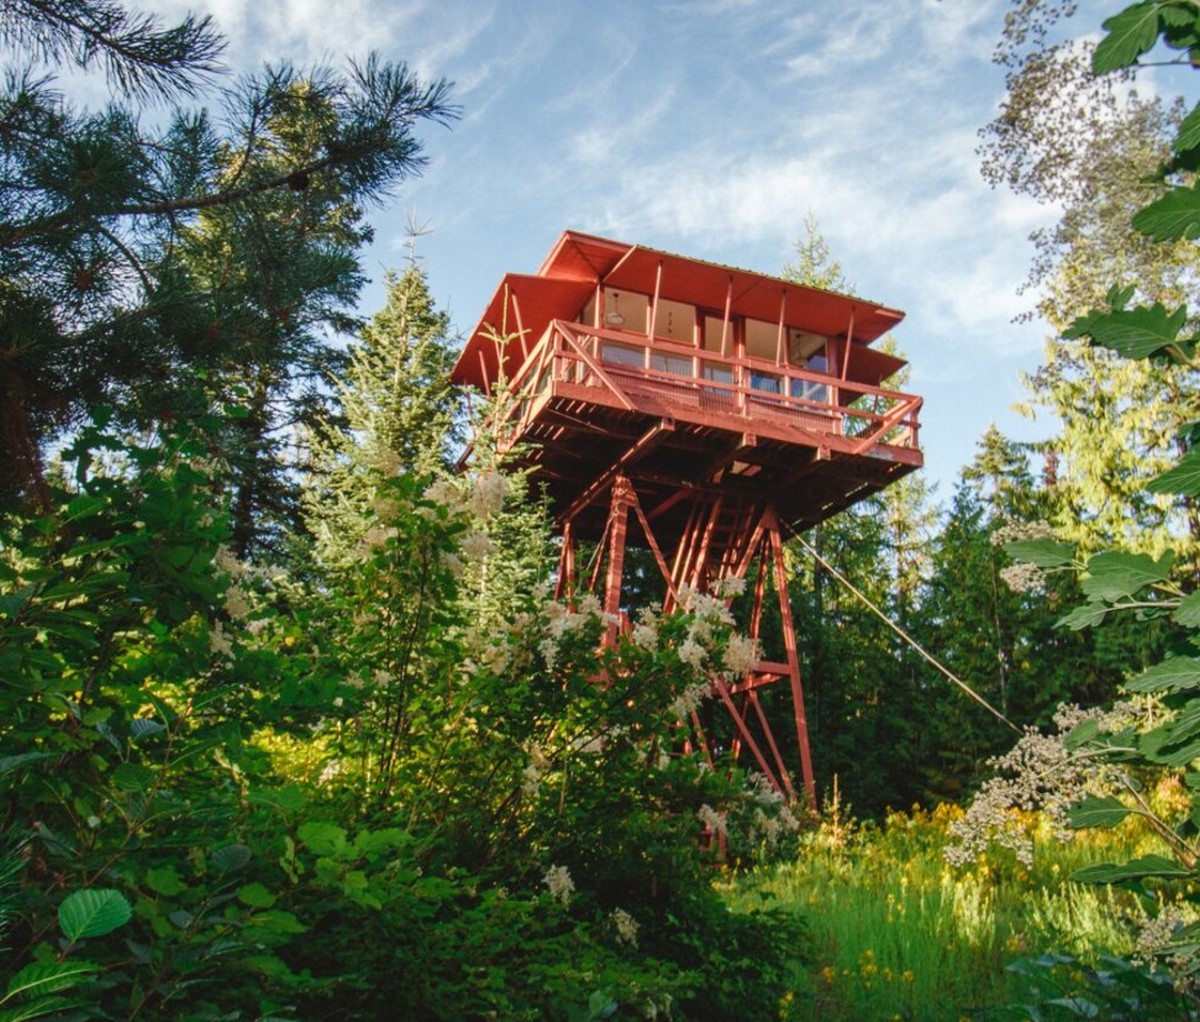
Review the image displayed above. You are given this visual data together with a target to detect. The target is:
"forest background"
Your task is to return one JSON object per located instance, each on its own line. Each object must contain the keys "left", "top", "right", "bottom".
{"left": 4, "top": 0, "right": 1200, "bottom": 1019}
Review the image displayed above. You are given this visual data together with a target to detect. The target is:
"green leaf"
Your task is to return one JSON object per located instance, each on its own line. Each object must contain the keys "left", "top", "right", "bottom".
{"left": 1074, "top": 302, "right": 1188, "bottom": 358}
{"left": 1082, "top": 550, "right": 1174, "bottom": 601}
{"left": 0, "top": 752, "right": 52, "bottom": 776}
{"left": 237, "top": 882, "right": 277, "bottom": 909}
{"left": 1134, "top": 183, "right": 1200, "bottom": 240}
{"left": 1067, "top": 795, "right": 1131, "bottom": 829}
{"left": 1071, "top": 854, "right": 1193, "bottom": 885}
{"left": 1005, "top": 539, "right": 1076, "bottom": 568}
{"left": 3, "top": 961, "right": 95, "bottom": 1001}
{"left": 59, "top": 889, "right": 132, "bottom": 940}
{"left": 1176, "top": 592, "right": 1200, "bottom": 627}
{"left": 210, "top": 844, "right": 252, "bottom": 874}
{"left": 1126, "top": 656, "right": 1200, "bottom": 693}
{"left": 1059, "top": 603, "right": 1110, "bottom": 630}
{"left": 110, "top": 763, "right": 154, "bottom": 793}
{"left": 296, "top": 821, "right": 347, "bottom": 857}
{"left": 1094, "top": 2, "right": 1164, "bottom": 73}
{"left": 145, "top": 866, "right": 187, "bottom": 897}
{"left": 0, "top": 995, "right": 84, "bottom": 1021}
{"left": 1147, "top": 448, "right": 1200, "bottom": 497}
{"left": 1175, "top": 101, "right": 1200, "bottom": 155}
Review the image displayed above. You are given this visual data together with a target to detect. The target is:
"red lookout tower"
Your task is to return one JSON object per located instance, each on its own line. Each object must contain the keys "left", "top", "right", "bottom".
{"left": 452, "top": 231, "right": 923, "bottom": 806}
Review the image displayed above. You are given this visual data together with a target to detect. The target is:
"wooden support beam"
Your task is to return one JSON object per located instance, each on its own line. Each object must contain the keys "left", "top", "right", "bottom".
{"left": 561, "top": 419, "right": 674, "bottom": 523}
{"left": 766, "top": 508, "right": 816, "bottom": 809}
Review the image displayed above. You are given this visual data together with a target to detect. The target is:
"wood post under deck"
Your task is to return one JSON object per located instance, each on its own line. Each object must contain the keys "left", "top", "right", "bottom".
{"left": 559, "top": 473, "right": 817, "bottom": 809}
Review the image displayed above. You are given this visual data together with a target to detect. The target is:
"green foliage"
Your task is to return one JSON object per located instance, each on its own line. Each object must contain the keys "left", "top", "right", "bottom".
{"left": 734, "top": 803, "right": 1147, "bottom": 1021}
{"left": 0, "top": 0, "right": 456, "bottom": 515}
{"left": 1004, "top": 952, "right": 1193, "bottom": 1021}
{"left": 977, "top": 1, "right": 1200, "bottom": 999}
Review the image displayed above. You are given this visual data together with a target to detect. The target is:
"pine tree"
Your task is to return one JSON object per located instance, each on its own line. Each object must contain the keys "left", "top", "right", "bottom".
{"left": 0, "top": 2, "right": 456, "bottom": 510}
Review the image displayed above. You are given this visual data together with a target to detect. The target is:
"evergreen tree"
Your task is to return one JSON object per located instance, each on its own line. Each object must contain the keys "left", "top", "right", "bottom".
{"left": 306, "top": 257, "right": 459, "bottom": 570}
{"left": 0, "top": 1, "right": 456, "bottom": 510}
{"left": 981, "top": 0, "right": 1200, "bottom": 564}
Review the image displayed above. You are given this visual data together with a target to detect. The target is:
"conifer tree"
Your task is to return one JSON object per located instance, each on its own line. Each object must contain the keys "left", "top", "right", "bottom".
{"left": 0, "top": 1, "right": 456, "bottom": 511}
{"left": 981, "top": 0, "right": 1200, "bottom": 563}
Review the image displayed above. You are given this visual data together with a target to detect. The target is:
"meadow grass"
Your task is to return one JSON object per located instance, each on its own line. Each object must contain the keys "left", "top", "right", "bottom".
{"left": 724, "top": 797, "right": 1161, "bottom": 1021}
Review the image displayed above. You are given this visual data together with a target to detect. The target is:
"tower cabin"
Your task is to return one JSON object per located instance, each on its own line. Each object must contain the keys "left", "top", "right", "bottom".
{"left": 452, "top": 231, "right": 923, "bottom": 805}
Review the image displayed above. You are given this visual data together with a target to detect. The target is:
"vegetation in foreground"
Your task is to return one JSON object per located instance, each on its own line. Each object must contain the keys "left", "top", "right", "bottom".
{"left": 731, "top": 797, "right": 1197, "bottom": 1021}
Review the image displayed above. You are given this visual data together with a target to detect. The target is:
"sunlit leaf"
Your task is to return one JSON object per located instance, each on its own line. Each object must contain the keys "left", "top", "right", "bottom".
{"left": 1067, "top": 796, "right": 1131, "bottom": 829}
{"left": 1071, "top": 854, "right": 1193, "bottom": 885}
{"left": 1175, "top": 592, "right": 1200, "bottom": 627}
{"left": 1005, "top": 539, "right": 1076, "bottom": 568}
{"left": 1071, "top": 302, "right": 1188, "bottom": 358}
{"left": 296, "top": 821, "right": 347, "bottom": 856}
{"left": 1175, "top": 101, "right": 1200, "bottom": 155}
{"left": 1082, "top": 550, "right": 1174, "bottom": 600}
{"left": 237, "top": 882, "right": 276, "bottom": 909}
{"left": 3, "top": 961, "right": 95, "bottom": 1000}
{"left": 1148, "top": 448, "right": 1200, "bottom": 496}
{"left": 59, "top": 889, "right": 132, "bottom": 941}
{"left": 1094, "top": 2, "right": 1165, "bottom": 73}
{"left": 145, "top": 866, "right": 187, "bottom": 897}
{"left": 1133, "top": 183, "right": 1200, "bottom": 240}
{"left": 1126, "top": 656, "right": 1200, "bottom": 693}
{"left": 1059, "top": 603, "right": 1109, "bottom": 630}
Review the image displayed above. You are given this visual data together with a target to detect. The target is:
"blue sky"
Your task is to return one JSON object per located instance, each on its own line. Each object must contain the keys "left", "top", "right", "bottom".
{"left": 156, "top": 0, "right": 1143, "bottom": 495}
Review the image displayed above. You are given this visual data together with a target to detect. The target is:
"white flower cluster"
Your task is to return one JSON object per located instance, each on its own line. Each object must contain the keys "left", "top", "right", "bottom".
{"left": 538, "top": 595, "right": 615, "bottom": 667}
{"left": 422, "top": 470, "right": 507, "bottom": 521}
{"left": 990, "top": 518, "right": 1056, "bottom": 548}
{"left": 631, "top": 607, "right": 659, "bottom": 649}
{"left": 208, "top": 621, "right": 234, "bottom": 662}
{"left": 521, "top": 743, "right": 549, "bottom": 797}
{"left": 1134, "top": 903, "right": 1200, "bottom": 983}
{"left": 697, "top": 803, "right": 726, "bottom": 836}
{"left": 460, "top": 531, "right": 496, "bottom": 561}
{"left": 944, "top": 702, "right": 1137, "bottom": 868}
{"left": 721, "top": 632, "right": 760, "bottom": 677}
{"left": 670, "top": 680, "right": 712, "bottom": 721}
{"left": 611, "top": 907, "right": 639, "bottom": 948}
{"left": 999, "top": 561, "right": 1045, "bottom": 595}
{"left": 542, "top": 863, "right": 574, "bottom": 906}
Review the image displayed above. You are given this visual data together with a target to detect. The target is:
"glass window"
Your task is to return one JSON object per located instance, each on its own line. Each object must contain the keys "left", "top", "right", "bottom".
{"left": 602, "top": 288, "right": 648, "bottom": 332}
{"left": 745, "top": 318, "right": 778, "bottom": 360}
{"left": 650, "top": 351, "right": 693, "bottom": 377}
{"left": 750, "top": 371, "right": 782, "bottom": 394}
{"left": 703, "top": 315, "right": 729, "bottom": 353}
{"left": 600, "top": 341, "right": 644, "bottom": 367}
{"left": 653, "top": 298, "right": 696, "bottom": 343}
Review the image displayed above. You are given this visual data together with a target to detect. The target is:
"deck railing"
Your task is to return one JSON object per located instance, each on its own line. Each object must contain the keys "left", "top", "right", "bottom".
{"left": 504, "top": 320, "right": 922, "bottom": 455}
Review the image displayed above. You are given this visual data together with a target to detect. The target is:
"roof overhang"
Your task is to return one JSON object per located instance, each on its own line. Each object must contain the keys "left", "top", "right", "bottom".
{"left": 452, "top": 230, "right": 907, "bottom": 390}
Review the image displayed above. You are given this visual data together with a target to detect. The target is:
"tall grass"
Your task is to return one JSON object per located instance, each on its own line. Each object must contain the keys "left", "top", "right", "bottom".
{"left": 724, "top": 798, "right": 1155, "bottom": 1021}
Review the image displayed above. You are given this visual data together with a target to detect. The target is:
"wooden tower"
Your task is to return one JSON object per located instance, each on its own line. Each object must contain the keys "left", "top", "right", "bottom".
{"left": 452, "top": 232, "right": 923, "bottom": 807}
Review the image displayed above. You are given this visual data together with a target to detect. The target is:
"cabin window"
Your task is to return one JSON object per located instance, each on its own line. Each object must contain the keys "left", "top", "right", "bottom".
{"left": 600, "top": 341, "right": 644, "bottom": 368}
{"left": 745, "top": 318, "right": 779, "bottom": 361}
{"left": 750, "top": 370, "right": 782, "bottom": 395}
{"left": 787, "top": 329, "right": 831, "bottom": 404}
{"left": 702, "top": 314, "right": 729, "bottom": 354}
{"left": 653, "top": 297, "right": 696, "bottom": 344}
{"left": 701, "top": 360, "right": 734, "bottom": 400}
{"left": 650, "top": 351, "right": 693, "bottom": 377}
{"left": 602, "top": 288, "right": 649, "bottom": 333}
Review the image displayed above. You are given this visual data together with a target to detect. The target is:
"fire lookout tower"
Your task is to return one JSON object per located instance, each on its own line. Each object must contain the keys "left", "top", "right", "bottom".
{"left": 452, "top": 231, "right": 923, "bottom": 806}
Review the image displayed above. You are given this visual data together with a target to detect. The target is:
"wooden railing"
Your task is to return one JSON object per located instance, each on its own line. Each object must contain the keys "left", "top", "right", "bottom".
{"left": 505, "top": 320, "right": 922, "bottom": 454}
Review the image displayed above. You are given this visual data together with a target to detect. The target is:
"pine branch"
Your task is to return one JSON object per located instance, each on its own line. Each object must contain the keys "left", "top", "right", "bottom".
{"left": 1, "top": 0, "right": 225, "bottom": 99}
